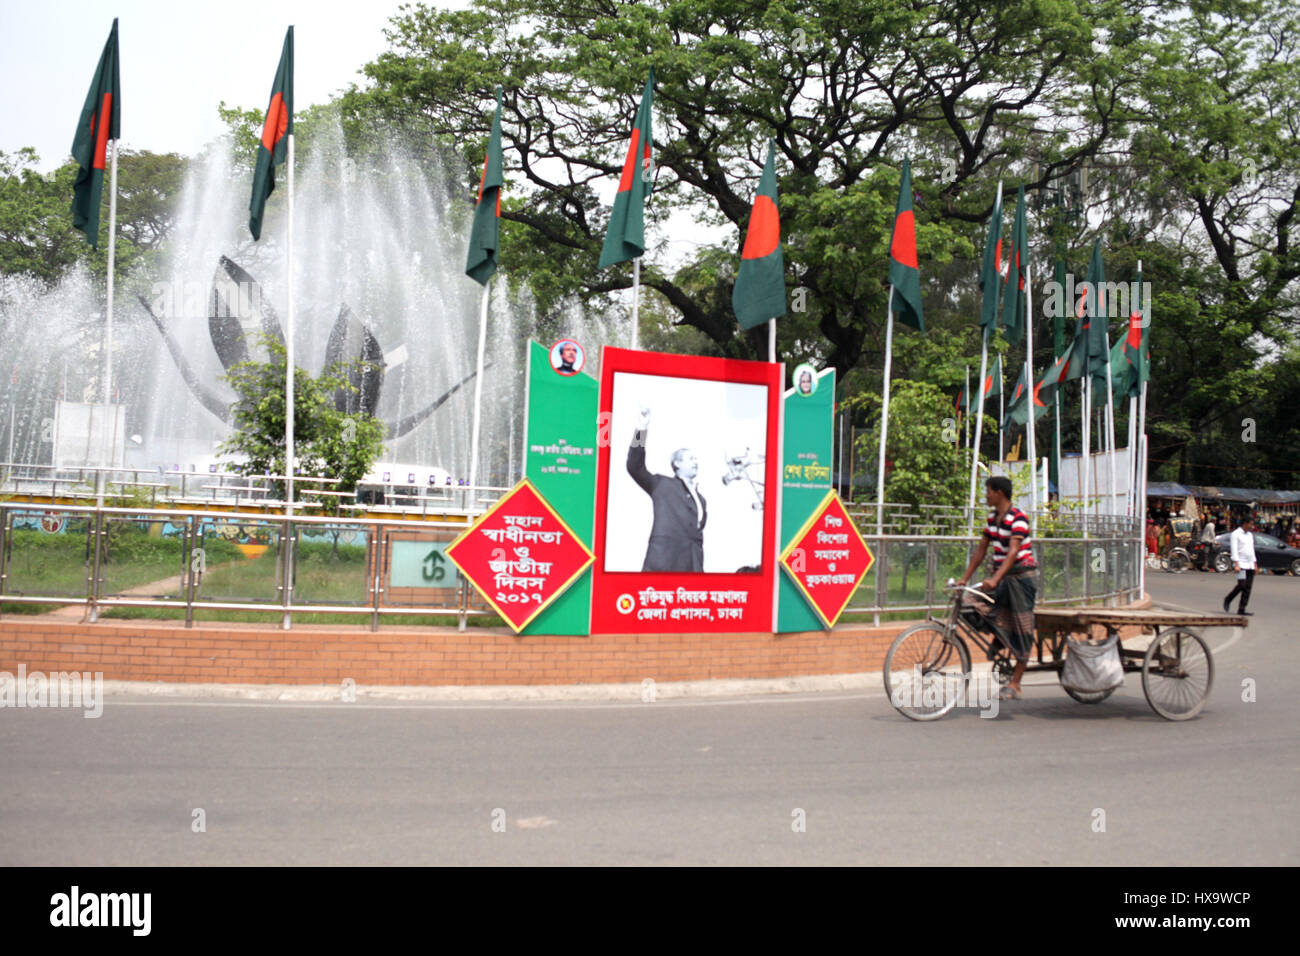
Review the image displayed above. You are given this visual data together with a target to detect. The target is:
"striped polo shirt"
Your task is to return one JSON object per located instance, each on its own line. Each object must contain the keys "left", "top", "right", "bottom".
{"left": 985, "top": 505, "right": 1036, "bottom": 569}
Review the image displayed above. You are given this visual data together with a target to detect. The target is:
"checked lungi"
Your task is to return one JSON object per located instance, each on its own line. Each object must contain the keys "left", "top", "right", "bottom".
{"left": 961, "top": 565, "right": 1038, "bottom": 660}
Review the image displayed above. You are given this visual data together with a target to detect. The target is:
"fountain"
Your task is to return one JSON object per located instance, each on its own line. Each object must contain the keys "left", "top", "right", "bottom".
{"left": 0, "top": 117, "right": 618, "bottom": 491}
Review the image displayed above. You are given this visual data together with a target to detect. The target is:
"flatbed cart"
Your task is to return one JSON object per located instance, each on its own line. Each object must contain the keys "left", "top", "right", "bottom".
{"left": 883, "top": 581, "right": 1247, "bottom": 722}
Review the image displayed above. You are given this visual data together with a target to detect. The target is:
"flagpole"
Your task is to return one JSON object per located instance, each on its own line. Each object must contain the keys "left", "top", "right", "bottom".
{"left": 1054, "top": 391, "right": 1062, "bottom": 501}
{"left": 280, "top": 130, "right": 295, "bottom": 630}
{"left": 284, "top": 130, "right": 295, "bottom": 520}
{"left": 468, "top": 276, "right": 491, "bottom": 502}
{"left": 768, "top": 318, "right": 776, "bottom": 363}
{"left": 967, "top": 328, "right": 990, "bottom": 533}
{"left": 964, "top": 365, "right": 971, "bottom": 449}
{"left": 1104, "top": 339, "right": 1118, "bottom": 518}
{"left": 875, "top": 287, "right": 895, "bottom": 536}
{"left": 631, "top": 257, "right": 641, "bottom": 350}
{"left": 96, "top": 139, "right": 119, "bottom": 508}
{"left": 1139, "top": 430, "right": 1149, "bottom": 597}
{"left": 997, "top": 358, "right": 1004, "bottom": 463}
{"left": 1127, "top": 394, "right": 1137, "bottom": 516}
{"left": 1025, "top": 257, "right": 1038, "bottom": 516}
{"left": 1131, "top": 258, "right": 1144, "bottom": 519}
{"left": 838, "top": 409, "right": 845, "bottom": 499}
{"left": 1137, "top": 377, "right": 1148, "bottom": 527}
{"left": 1082, "top": 375, "right": 1091, "bottom": 534}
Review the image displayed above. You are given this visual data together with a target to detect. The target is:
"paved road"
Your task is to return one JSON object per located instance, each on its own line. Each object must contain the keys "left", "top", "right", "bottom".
{"left": 2, "top": 570, "right": 1296, "bottom": 865}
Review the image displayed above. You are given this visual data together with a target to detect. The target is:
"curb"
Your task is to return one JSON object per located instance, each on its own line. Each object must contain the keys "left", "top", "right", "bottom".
{"left": 99, "top": 672, "right": 882, "bottom": 703}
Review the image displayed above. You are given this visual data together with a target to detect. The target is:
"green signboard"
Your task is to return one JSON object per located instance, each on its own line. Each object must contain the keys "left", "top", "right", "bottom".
{"left": 521, "top": 340, "right": 599, "bottom": 635}
{"left": 389, "top": 539, "right": 465, "bottom": 589}
{"left": 777, "top": 366, "right": 836, "bottom": 632}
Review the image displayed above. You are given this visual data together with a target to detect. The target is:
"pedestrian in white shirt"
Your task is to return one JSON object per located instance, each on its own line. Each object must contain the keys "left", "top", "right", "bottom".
{"left": 1223, "top": 515, "right": 1257, "bottom": 616}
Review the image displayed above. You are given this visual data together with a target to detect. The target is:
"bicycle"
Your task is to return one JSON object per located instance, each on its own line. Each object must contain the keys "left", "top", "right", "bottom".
{"left": 882, "top": 580, "right": 1235, "bottom": 721}
{"left": 881, "top": 580, "right": 1030, "bottom": 721}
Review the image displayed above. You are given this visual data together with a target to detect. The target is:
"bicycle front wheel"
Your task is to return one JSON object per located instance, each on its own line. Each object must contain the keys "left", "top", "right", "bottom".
{"left": 883, "top": 623, "right": 972, "bottom": 721}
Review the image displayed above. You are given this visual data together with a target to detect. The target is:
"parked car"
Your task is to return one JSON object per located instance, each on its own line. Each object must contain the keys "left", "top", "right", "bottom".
{"left": 1212, "top": 532, "right": 1300, "bottom": 575}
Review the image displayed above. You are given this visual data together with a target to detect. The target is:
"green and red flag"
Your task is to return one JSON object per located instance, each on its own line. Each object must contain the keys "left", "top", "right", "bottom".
{"left": 249, "top": 27, "right": 294, "bottom": 241}
{"left": 1000, "top": 185, "right": 1028, "bottom": 346}
{"left": 1082, "top": 239, "right": 1110, "bottom": 388}
{"left": 1122, "top": 263, "right": 1150, "bottom": 398}
{"left": 887, "top": 159, "right": 924, "bottom": 332}
{"left": 1037, "top": 248, "right": 1098, "bottom": 397}
{"left": 1003, "top": 366, "right": 1050, "bottom": 428}
{"left": 733, "top": 140, "right": 786, "bottom": 330}
{"left": 978, "top": 184, "right": 1003, "bottom": 333}
{"left": 70, "top": 18, "right": 121, "bottom": 248}
{"left": 1107, "top": 334, "right": 1131, "bottom": 406}
{"left": 956, "top": 380, "right": 969, "bottom": 412}
{"left": 598, "top": 70, "right": 654, "bottom": 269}
{"left": 465, "top": 87, "right": 504, "bottom": 285}
{"left": 1052, "top": 256, "right": 1067, "bottom": 359}
{"left": 982, "top": 354, "right": 1003, "bottom": 400}
{"left": 1048, "top": 254, "right": 1068, "bottom": 491}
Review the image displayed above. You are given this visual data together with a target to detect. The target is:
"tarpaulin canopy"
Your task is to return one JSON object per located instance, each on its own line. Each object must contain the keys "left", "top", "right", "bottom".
{"left": 1217, "top": 487, "right": 1262, "bottom": 502}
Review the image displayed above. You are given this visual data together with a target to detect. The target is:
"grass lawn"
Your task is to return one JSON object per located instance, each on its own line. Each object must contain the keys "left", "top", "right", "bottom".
{"left": 1, "top": 523, "right": 227, "bottom": 613}
{"left": 97, "top": 539, "right": 503, "bottom": 626}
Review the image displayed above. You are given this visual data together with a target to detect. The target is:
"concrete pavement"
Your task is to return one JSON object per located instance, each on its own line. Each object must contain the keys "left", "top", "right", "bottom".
{"left": 0, "top": 569, "right": 1295, "bottom": 865}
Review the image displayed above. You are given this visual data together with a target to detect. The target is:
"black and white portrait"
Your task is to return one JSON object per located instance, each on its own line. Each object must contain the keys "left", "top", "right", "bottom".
{"left": 604, "top": 371, "right": 768, "bottom": 573}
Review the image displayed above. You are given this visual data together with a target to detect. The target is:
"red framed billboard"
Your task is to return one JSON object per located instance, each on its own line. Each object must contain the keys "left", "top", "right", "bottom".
{"left": 591, "top": 347, "right": 783, "bottom": 633}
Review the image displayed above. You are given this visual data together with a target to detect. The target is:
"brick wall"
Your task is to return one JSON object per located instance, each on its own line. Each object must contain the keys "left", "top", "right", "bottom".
{"left": 0, "top": 617, "right": 906, "bottom": 686}
{"left": 0, "top": 595, "right": 1150, "bottom": 687}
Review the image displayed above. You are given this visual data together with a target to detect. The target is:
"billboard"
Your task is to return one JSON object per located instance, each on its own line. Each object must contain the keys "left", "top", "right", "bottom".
{"left": 590, "top": 348, "right": 782, "bottom": 633}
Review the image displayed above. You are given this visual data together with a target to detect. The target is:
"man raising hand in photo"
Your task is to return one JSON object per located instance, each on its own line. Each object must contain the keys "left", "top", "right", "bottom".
{"left": 627, "top": 404, "right": 706, "bottom": 572}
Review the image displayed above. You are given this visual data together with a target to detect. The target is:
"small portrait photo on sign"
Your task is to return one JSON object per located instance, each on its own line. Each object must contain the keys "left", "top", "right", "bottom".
{"left": 550, "top": 339, "right": 585, "bottom": 376}
{"left": 792, "top": 363, "right": 819, "bottom": 397}
{"left": 604, "top": 371, "right": 769, "bottom": 574}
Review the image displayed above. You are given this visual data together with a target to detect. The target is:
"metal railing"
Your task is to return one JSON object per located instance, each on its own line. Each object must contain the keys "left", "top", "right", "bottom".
{"left": 0, "top": 462, "right": 510, "bottom": 516}
{"left": 0, "top": 502, "right": 491, "bottom": 631}
{"left": 0, "top": 501, "right": 1143, "bottom": 630}
{"left": 841, "top": 533, "right": 1142, "bottom": 625}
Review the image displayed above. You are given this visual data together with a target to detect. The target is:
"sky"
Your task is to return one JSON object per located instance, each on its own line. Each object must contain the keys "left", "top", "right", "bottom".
{"left": 0, "top": 0, "right": 726, "bottom": 268}
{"left": 0, "top": 0, "right": 437, "bottom": 170}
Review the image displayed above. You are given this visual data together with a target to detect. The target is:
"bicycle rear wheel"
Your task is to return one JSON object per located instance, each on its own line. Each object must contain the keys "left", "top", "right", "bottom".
{"left": 883, "top": 623, "right": 972, "bottom": 721}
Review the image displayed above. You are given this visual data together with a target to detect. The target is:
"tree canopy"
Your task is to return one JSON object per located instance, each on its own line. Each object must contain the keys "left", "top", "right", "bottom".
{"left": 1, "top": 0, "right": 1297, "bottom": 491}
{"left": 346, "top": 0, "right": 1299, "bottom": 488}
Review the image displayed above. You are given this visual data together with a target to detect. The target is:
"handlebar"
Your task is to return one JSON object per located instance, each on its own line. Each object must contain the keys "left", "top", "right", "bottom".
{"left": 944, "top": 577, "right": 995, "bottom": 603}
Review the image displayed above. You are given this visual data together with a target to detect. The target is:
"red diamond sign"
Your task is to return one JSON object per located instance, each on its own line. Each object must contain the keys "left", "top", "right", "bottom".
{"left": 446, "top": 478, "right": 594, "bottom": 633}
{"left": 780, "top": 491, "right": 874, "bottom": 629}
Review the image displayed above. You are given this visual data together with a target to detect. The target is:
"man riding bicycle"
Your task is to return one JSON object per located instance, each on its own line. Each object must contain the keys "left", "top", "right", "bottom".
{"left": 956, "top": 476, "right": 1038, "bottom": 700}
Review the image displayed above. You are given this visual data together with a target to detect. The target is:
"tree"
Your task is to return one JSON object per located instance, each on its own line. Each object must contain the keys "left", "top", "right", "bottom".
{"left": 847, "top": 379, "right": 976, "bottom": 511}
{"left": 348, "top": 0, "right": 1122, "bottom": 376}
{"left": 1098, "top": 0, "right": 1300, "bottom": 486}
{"left": 0, "top": 148, "right": 85, "bottom": 284}
{"left": 218, "top": 337, "right": 385, "bottom": 513}
{"left": 0, "top": 146, "right": 187, "bottom": 286}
